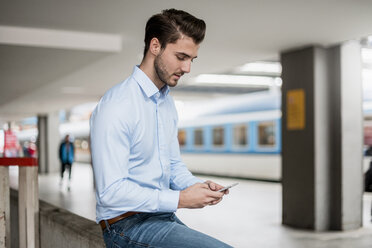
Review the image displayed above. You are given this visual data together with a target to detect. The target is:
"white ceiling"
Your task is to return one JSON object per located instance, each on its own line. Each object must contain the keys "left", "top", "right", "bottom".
{"left": 1, "top": 0, "right": 372, "bottom": 121}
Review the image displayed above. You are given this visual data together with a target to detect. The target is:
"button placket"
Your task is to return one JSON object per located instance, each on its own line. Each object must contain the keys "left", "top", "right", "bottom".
{"left": 157, "top": 96, "right": 170, "bottom": 187}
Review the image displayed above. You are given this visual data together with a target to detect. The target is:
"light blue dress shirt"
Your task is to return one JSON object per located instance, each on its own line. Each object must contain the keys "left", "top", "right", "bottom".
{"left": 90, "top": 66, "right": 202, "bottom": 223}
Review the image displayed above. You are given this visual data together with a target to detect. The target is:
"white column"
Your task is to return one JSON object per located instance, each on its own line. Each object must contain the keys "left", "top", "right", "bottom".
{"left": 18, "top": 166, "right": 39, "bottom": 248}
{"left": 0, "top": 167, "right": 10, "bottom": 248}
{"left": 37, "top": 112, "right": 61, "bottom": 174}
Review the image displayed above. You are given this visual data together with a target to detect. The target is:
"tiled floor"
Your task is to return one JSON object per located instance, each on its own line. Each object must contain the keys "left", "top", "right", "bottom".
{"left": 9, "top": 163, "right": 372, "bottom": 247}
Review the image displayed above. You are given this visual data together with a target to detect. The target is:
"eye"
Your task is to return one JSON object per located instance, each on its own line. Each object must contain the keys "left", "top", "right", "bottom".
{"left": 177, "top": 56, "right": 186, "bottom": 61}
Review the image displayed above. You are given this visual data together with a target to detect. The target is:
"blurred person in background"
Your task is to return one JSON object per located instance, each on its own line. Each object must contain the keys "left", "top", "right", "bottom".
{"left": 28, "top": 136, "right": 37, "bottom": 158}
{"left": 22, "top": 139, "right": 37, "bottom": 158}
{"left": 59, "top": 134, "right": 75, "bottom": 191}
{"left": 22, "top": 141, "right": 30, "bottom": 157}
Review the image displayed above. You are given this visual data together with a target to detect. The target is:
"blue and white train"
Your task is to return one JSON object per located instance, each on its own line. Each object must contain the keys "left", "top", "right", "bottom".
{"left": 177, "top": 89, "right": 281, "bottom": 181}
{"left": 13, "top": 88, "right": 372, "bottom": 181}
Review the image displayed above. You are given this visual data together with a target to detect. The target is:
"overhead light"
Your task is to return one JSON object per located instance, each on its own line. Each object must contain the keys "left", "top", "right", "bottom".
{"left": 191, "top": 74, "right": 281, "bottom": 87}
{"left": 363, "top": 68, "right": 372, "bottom": 81}
{"left": 362, "top": 48, "right": 372, "bottom": 64}
{"left": 274, "top": 77, "right": 283, "bottom": 87}
{"left": 0, "top": 26, "right": 122, "bottom": 52}
{"left": 234, "top": 61, "right": 282, "bottom": 75}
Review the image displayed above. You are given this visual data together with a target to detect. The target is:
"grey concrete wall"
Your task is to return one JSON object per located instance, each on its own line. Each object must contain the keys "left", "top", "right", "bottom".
{"left": 47, "top": 111, "right": 61, "bottom": 173}
{"left": 37, "top": 115, "right": 48, "bottom": 174}
{"left": 281, "top": 42, "right": 363, "bottom": 231}
{"left": 281, "top": 47, "right": 316, "bottom": 229}
{"left": 10, "top": 189, "right": 105, "bottom": 248}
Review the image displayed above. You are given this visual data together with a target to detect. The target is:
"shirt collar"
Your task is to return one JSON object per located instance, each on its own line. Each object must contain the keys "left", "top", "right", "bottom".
{"left": 132, "top": 66, "right": 169, "bottom": 99}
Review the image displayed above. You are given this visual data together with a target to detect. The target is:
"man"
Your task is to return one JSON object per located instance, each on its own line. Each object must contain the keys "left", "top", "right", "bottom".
{"left": 59, "top": 134, "right": 74, "bottom": 191}
{"left": 90, "top": 9, "right": 232, "bottom": 247}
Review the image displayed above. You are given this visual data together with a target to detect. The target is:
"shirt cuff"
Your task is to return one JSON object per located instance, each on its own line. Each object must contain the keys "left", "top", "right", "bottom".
{"left": 187, "top": 177, "right": 204, "bottom": 187}
{"left": 158, "top": 189, "right": 180, "bottom": 212}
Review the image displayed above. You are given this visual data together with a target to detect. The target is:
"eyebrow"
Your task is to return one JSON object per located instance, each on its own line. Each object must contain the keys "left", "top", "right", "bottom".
{"left": 176, "top": 52, "right": 198, "bottom": 60}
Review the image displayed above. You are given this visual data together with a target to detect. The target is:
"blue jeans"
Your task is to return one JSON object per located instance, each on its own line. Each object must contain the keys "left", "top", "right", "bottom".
{"left": 102, "top": 212, "right": 232, "bottom": 248}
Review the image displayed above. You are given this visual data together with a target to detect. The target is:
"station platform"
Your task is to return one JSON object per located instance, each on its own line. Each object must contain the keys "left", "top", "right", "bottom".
{"left": 9, "top": 163, "right": 372, "bottom": 248}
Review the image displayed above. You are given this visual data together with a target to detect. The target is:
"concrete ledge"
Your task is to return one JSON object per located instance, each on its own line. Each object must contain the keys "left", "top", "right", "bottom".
{"left": 10, "top": 189, "right": 104, "bottom": 248}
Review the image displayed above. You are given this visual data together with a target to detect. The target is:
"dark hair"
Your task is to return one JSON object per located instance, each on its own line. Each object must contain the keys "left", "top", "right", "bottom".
{"left": 143, "top": 9, "right": 206, "bottom": 57}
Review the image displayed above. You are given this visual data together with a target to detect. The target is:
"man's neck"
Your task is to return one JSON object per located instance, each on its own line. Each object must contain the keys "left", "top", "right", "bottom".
{"left": 139, "top": 59, "right": 165, "bottom": 90}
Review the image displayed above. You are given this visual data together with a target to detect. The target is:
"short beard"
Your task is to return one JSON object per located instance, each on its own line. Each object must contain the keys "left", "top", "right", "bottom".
{"left": 154, "top": 52, "right": 171, "bottom": 87}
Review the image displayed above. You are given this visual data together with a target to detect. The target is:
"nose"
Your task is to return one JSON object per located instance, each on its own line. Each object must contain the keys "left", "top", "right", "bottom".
{"left": 181, "top": 60, "right": 191, "bottom": 74}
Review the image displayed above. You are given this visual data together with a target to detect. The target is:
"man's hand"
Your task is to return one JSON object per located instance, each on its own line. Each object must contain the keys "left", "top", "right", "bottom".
{"left": 204, "top": 180, "right": 229, "bottom": 194}
{"left": 178, "top": 183, "right": 224, "bottom": 209}
{"left": 204, "top": 180, "right": 229, "bottom": 205}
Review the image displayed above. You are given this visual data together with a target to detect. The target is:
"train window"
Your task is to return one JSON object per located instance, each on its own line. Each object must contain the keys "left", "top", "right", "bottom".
{"left": 233, "top": 124, "right": 247, "bottom": 147}
{"left": 258, "top": 121, "right": 276, "bottom": 147}
{"left": 194, "top": 128, "right": 204, "bottom": 146}
{"left": 178, "top": 129, "right": 186, "bottom": 147}
{"left": 212, "top": 126, "right": 224, "bottom": 147}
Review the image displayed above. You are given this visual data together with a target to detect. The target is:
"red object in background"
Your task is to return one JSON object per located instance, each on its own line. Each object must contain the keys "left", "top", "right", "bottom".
{"left": 28, "top": 143, "right": 37, "bottom": 157}
{"left": 364, "top": 125, "right": 372, "bottom": 146}
{"left": 4, "top": 130, "right": 20, "bottom": 157}
{"left": 0, "top": 157, "right": 38, "bottom": 166}
{"left": 4, "top": 130, "right": 17, "bottom": 148}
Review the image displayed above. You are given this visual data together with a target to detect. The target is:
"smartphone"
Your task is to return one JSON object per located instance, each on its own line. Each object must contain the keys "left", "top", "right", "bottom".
{"left": 218, "top": 182, "right": 239, "bottom": 192}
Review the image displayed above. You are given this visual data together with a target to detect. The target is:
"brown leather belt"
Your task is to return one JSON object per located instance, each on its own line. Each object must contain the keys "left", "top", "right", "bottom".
{"left": 99, "top": 212, "right": 139, "bottom": 230}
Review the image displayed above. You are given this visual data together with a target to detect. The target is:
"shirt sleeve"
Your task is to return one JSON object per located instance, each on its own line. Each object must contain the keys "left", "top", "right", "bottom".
{"left": 90, "top": 100, "right": 179, "bottom": 215}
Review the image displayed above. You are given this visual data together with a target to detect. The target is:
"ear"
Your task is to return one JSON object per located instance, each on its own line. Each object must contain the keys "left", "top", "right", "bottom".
{"left": 149, "top": 38, "right": 161, "bottom": 56}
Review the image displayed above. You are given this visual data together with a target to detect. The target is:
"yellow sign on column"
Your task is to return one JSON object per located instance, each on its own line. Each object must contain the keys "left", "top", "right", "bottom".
{"left": 287, "top": 89, "right": 305, "bottom": 130}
